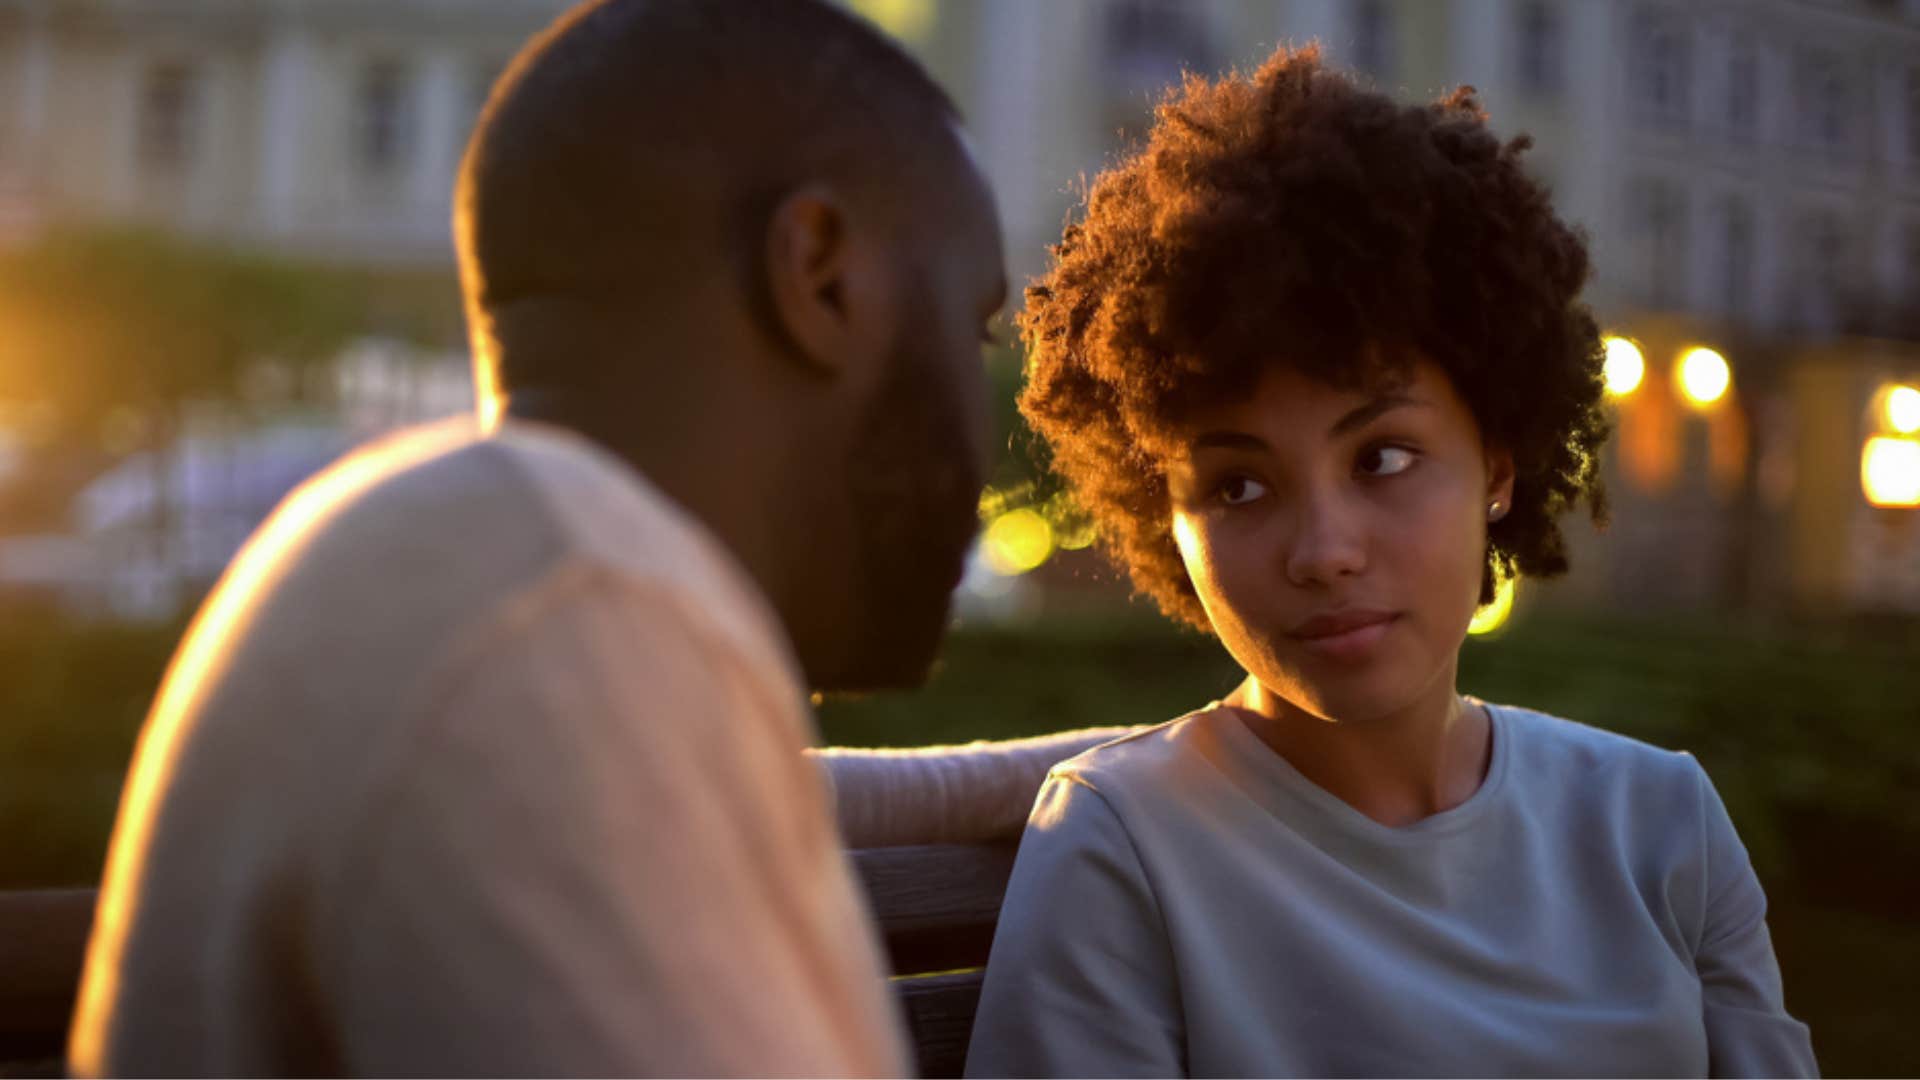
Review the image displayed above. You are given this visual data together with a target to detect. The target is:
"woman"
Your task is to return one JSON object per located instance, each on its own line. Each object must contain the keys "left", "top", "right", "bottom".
{"left": 963, "top": 48, "right": 1816, "bottom": 1078}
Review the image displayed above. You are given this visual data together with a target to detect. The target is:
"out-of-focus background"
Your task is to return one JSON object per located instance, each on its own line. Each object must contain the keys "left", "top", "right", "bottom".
{"left": 0, "top": 0, "right": 1915, "bottom": 1072}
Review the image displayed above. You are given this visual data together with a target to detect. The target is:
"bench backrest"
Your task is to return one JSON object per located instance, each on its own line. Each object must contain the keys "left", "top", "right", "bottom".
{"left": 0, "top": 841, "right": 1015, "bottom": 1079}
{"left": 852, "top": 842, "right": 1019, "bottom": 1078}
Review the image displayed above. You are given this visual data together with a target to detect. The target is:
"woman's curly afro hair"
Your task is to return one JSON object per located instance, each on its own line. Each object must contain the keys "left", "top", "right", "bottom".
{"left": 1018, "top": 46, "right": 1611, "bottom": 632}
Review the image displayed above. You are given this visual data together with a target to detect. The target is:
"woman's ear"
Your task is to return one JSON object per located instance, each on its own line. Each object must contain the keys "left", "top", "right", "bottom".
{"left": 1485, "top": 445, "right": 1516, "bottom": 523}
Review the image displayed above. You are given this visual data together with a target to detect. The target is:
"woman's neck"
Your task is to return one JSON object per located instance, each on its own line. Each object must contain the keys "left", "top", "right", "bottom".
{"left": 1225, "top": 672, "right": 1492, "bottom": 828}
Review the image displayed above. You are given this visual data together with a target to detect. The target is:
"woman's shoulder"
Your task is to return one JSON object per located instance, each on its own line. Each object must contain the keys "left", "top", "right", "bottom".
{"left": 1493, "top": 701, "right": 1708, "bottom": 800}
{"left": 1045, "top": 704, "right": 1254, "bottom": 802}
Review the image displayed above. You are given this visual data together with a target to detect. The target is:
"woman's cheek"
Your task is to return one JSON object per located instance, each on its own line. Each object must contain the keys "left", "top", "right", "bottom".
{"left": 1173, "top": 511, "right": 1253, "bottom": 633}
{"left": 1173, "top": 512, "right": 1228, "bottom": 609}
{"left": 1393, "top": 479, "right": 1489, "bottom": 625}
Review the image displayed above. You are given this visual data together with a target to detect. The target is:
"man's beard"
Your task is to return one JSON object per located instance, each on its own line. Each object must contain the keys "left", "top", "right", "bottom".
{"left": 829, "top": 337, "right": 982, "bottom": 691}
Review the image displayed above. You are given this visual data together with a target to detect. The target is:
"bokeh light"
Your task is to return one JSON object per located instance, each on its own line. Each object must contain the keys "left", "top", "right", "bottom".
{"left": 982, "top": 508, "right": 1055, "bottom": 575}
{"left": 847, "top": 0, "right": 936, "bottom": 43}
{"left": 1861, "top": 436, "right": 1920, "bottom": 508}
{"left": 1884, "top": 384, "right": 1920, "bottom": 435}
{"left": 1677, "top": 347, "right": 1731, "bottom": 408}
{"left": 1467, "top": 574, "right": 1518, "bottom": 636}
{"left": 1042, "top": 492, "right": 1098, "bottom": 551}
{"left": 1602, "top": 337, "right": 1645, "bottom": 396}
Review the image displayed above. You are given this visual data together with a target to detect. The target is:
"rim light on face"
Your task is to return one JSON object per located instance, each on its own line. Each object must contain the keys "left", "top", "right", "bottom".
{"left": 1467, "top": 574, "right": 1517, "bottom": 636}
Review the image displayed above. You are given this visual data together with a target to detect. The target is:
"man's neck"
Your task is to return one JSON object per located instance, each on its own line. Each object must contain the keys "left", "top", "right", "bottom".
{"left": 498, "top": 387, "right": 811, "bottom": 677}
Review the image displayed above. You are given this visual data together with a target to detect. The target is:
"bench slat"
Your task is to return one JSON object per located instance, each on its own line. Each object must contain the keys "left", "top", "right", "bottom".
{"left": 893, "top": 968, "right": 985, "bottom": 1080}
{"left": 2, "top": 842, "right": 1018, "bottom": 1073}
{"left": 850, "top": 842, "right": 1016, "bottom": 975}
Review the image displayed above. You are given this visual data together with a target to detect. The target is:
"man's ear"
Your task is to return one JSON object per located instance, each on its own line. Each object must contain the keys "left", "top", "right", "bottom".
{"left": 762, "top": 186, "right": 883, "bottom": 376}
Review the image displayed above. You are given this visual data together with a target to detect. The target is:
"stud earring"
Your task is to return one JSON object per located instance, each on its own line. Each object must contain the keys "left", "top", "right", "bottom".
{"left": 1488, "top": 499, "right": 1506, "bottom": 522}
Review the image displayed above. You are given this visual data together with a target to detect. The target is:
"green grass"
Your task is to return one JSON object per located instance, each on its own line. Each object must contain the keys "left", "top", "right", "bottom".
{"left": 816, "top": 605, "right": 1920, "bottom": 1076}
{"left": 2, "top": 605, "right": 1915, "bottom": 1073}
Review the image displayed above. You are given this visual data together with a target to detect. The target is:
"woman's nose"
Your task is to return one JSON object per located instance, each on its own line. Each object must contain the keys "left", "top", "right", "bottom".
{"left": 1282, "top": 490, "right": 1367, "bottom": 588}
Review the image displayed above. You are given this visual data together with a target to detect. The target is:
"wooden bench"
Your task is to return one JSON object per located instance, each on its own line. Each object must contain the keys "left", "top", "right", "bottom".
{"left": 0, "top": 841, "right": 1015, "bottom": 1078}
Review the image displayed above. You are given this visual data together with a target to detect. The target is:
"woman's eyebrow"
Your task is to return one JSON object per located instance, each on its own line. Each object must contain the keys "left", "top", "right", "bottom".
{"left": 1329, "top": 394, "right": 1429, "bottom": 437}
{"left": 1190, "top": 430, "right": 1269, "bottom": 453}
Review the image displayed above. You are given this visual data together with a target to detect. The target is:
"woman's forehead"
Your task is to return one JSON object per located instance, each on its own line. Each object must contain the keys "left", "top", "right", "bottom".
{"left": 1167, "top": 351, "right": 1431, "bottom": 430}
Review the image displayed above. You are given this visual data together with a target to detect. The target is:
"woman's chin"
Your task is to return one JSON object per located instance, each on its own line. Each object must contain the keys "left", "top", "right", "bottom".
{"left": 1249, "top": 662, "right": 1433, "bottom": 728}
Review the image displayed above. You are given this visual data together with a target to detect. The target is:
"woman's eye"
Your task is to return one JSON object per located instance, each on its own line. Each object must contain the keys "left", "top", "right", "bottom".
{"left": 1358, "top": 446, "right": 1416, "bottom": 478}
{"left": 1217, "top": 476, "right": 1269, "bottom": 506}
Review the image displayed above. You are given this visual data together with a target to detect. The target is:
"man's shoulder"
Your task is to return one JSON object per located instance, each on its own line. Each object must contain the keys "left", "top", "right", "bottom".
{"left": 268, "top": 417, "right": 552, "bottom": 560}
{"left": 202, "top": 418, "right": 800, "bottom": 719}
{"left": 275, "top": 418, "right": 769, "bottom": 630}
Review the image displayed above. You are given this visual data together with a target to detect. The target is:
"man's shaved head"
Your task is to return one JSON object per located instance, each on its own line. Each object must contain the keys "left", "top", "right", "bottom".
{"left": 453, "top": 0, "right": 1008, "bottom": 692}
{"left": 457, "top": 0, "right": 965, "bottom": 409}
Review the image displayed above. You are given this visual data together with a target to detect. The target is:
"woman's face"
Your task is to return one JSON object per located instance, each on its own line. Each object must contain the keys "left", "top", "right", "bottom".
{"left": 1167, "top": 356, "right": 1513, "bottom": 724}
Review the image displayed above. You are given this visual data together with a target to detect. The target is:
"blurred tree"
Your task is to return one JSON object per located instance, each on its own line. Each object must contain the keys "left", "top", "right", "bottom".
{"left": 0, "top": 226, "right": 370, "bottom": 443}
{"left": 0, "top": 226, "right": 441, "bottom": 592}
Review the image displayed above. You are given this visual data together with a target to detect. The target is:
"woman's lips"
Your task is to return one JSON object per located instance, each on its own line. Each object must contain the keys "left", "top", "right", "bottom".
{"left": 1289, "top": 611, "right": 1400, "bottom": 662}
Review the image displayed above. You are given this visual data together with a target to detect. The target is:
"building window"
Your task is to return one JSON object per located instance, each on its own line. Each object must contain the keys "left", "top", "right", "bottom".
{"left": 1795, "top": 51, "right": 1850, "bottom": 158}
{"left": 1103, "top": 0, "right": 1213, "bottom": 89}
{"left": 137, "top": 61, "right": 199, "bottom": 173}
{"left": 0, "top": 26, "right": 13, "bottom": 162}
{"left": 1799, "top": 211, "right": 1850, "bottom": 332}
{"left": 1101, "top": 0, "right": 1216, "bottom": 141}
{"left": 1514, "top": 1, "right": 1562, "bottom": 99}
{"left": 1628, "top": 176, "right": 1689, "bottom": 308}
{"left": 1903, "top": 223, "right": 1920, "bottom": 312}
{"left": 354, "top": 59, "right": 414, "bottom": 177}
{"left": 1631, "top": 10, "right": 1691, "bottom": 129}
{"left": 1907, "top": 67, "right": 1920, "bottom": 167}
{"left": 1725, "top": 38, "right": 1758, "bottom": 142}
{"left": 1720, "top": 197, "right": 1754, "bottom": 321}
{"left": 1350, "top": 0, "right": 1395, "bottom": 82}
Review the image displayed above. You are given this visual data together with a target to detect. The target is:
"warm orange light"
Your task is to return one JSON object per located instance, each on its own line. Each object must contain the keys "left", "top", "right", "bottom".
{"left": 1618, "top": 367, "right": 1681, "bottom": 495}
{"left": 1862, "top": 436, "right": 1920, "bottom": 508}
{"left": 1677, "top": 347, "right": 1731, "bottom": 408}
{"left": 1708, "top": 399, "right": 1750, "bottom": 498}
{"left": 1602, "top": 337, "right": 1645, "bottom": 396}
{"left": 1884, "top": 384, "right": 1920, "bottom": 435}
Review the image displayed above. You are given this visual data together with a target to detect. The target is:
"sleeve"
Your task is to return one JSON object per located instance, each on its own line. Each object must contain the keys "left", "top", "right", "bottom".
{"left": 963, "top": 772, "right": 1184, "bottom": 1078}
{"left": 808, "top": 727, "right": 1140, "bottom": 847}
{"left": 319, "top": 570, "right": 906, "bottom": 1077}
{"left": 1690, "top": 760, "right": 1820, "bottom": 1079}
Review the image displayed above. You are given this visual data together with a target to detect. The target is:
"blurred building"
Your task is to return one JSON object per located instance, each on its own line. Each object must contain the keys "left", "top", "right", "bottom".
{"left": 0, "top": 0, "right": 566, "bottom": 261}
{"left": 0, "top": 0, "right": 527, "bottom": 614}
{"left": 878, "top": 0, "right": 1920, "bottom": 618}
{"left": 2, "top": 0, "right": 1919, "bottom": 618}
{"left": 6, "top": 0, "right": 1918, "bottom": 315}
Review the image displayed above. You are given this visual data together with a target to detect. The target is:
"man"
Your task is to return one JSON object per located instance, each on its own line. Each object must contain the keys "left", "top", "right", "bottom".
{"left": 70, "top": 0, "right": 1005, "bottom": 1073}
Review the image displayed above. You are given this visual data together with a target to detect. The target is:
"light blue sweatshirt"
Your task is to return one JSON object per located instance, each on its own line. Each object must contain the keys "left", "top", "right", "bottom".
{"left": 965, "top": 702, "right": 1817, "bottom": 1078}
